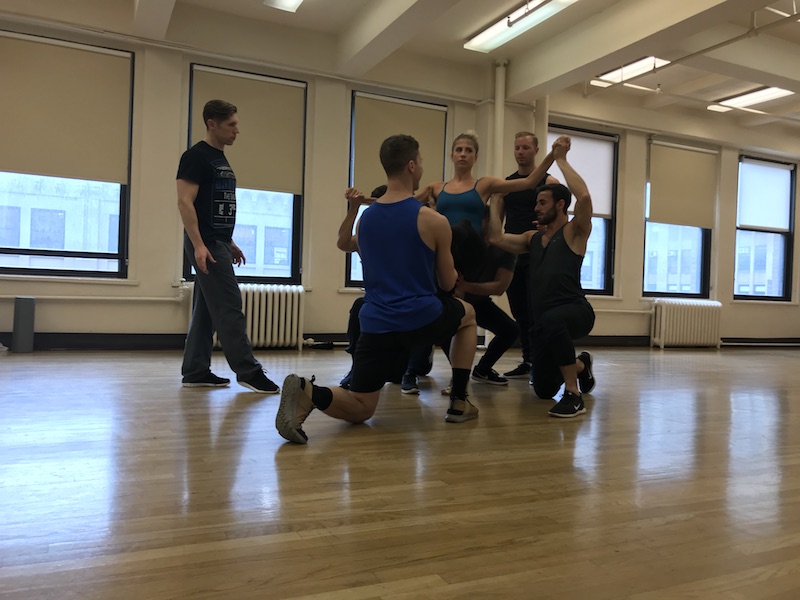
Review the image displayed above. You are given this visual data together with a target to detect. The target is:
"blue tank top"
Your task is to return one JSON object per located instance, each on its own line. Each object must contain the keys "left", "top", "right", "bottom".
{"left": 358, "top": 198, "right": 443, "bottom": 333}
{"left": 436, "top": 180, "right": 484, "bottom": 233}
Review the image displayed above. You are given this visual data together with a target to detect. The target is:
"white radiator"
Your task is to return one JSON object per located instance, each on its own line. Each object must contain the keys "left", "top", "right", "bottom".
{"left": 650, "top": 298, "right": 721, "bottom": 349}
{"left": 193, "top": 283, "right": 305, "bottom": 350}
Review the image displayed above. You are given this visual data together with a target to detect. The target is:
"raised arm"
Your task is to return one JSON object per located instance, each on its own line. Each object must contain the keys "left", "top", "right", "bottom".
{"left": 476, "top": 136, "right": 570, "bottom": 197}
{"left": 555, "top": 146, "right": 593, "bottom": 238}
{"left": 337, "top": 188, "right": 371, "bottom": 253}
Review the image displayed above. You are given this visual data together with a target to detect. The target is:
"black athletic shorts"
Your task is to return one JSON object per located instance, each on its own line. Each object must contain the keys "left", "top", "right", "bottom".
{"left": 349, "top": 293, "right": 466, "bottom": 393}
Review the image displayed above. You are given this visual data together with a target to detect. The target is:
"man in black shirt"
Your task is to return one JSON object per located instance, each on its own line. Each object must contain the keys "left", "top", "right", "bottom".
{"left": 176, "top": 99, "right": 279, "bottom": 393}
{"left": 495, "top": 132, "right": 559, "bottom": 381}
{"left": 489, "top": 139, "right": 596, "bottom": 418}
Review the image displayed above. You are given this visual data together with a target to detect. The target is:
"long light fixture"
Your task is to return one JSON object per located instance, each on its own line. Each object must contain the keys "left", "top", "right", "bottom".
{"left": 706, "top": 87, "right": 793, "bottom": 113}
{"left": 464, "top": 0, "right": 581, "bottom": 53}
{"left": 262, "top": 0, "right": 304, "bottom": 13}
{"left": 590, "top": 56, "right": 670, "bottom": 88}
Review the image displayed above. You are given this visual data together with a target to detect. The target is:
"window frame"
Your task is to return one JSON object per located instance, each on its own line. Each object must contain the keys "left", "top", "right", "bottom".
{"left": 733, "top": 155, "right": 795, "bottom": 302}
{"left": 548, "top": 123, "right": 618, "bottom": 296}
{"left": 182, "top": 64, "right": 305, "bottom": 285}
{"left": 642, "top": 222, "right": 712, "bottom": 299}
{"left": 0, "top": 33, "right": 133, "bottom": 279}
{"left": 345, "top": 90, "right": 448, "bottom": 288}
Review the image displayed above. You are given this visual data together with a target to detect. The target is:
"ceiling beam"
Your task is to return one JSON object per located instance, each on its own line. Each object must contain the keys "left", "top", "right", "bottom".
{"left": 504, "top": 0, "right": 773, "bottom": 103}
{"left": 133, "top": 0, "right": 177, "bottom": 40}
{"left": 336, "top": 0, "right": 459, "bottom": 77}
{"left": 678, "top": 22, "right": 800, "bottom": 92}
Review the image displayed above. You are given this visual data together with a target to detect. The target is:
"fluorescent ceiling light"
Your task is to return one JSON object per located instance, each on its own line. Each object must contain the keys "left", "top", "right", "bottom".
{"left": 263, "top": 0, "right": 304, "bottom": 12}
{"left": 590, "top": 79, "right": 613, "bottom": 88}
{"left": 719, "top": 87, "right": 794, "bottom": 108}
{"left": 706, "top": 104, "right": 733, "bottom": 113}
{"left": 597, "top": 57, "right": 670, "bottom": 84}
{"left": 465, "top": 0, "right": 581, "bottom": 53}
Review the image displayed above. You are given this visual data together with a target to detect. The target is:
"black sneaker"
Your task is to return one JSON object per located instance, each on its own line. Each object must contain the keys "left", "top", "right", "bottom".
{"left": 471, "top": 368, "right": 508, "bottom": 386}
{"left": 502, "top": 362, "right": 531, "bottom": 379}
{"left": 275, "top": 374, "right": 316, "bottom": 444}
{"left": 238, "top": 371, "right": 280, "bottom": 394}
{"left": 400, "top": 371, "right": 419, "bottom": 395}
{"left": 182, "top": 372, "right": 230, "bottom": 388}
{"left": 577, "top": 351, "right": 595, "bottom": 394}
{"left": 445, "top": 397, "right": 479, "bottom": 423}
{"left": 549, "top": 391, "right": 586, "bottom": 418}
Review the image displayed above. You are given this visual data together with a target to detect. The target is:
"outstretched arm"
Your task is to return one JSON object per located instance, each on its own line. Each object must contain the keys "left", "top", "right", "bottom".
{"left": 456, "top": 266, "right": 514, "bottom": 297}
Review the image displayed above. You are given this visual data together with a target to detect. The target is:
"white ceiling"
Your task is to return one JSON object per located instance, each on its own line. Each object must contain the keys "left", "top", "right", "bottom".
{"left": 174, "top": 0, "right": 800, "bottom": 127}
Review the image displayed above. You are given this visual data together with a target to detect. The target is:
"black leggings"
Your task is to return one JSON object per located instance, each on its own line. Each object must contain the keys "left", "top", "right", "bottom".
{"left": 472, "top": 298, "right": 518, "bottom": 373}
{"left": 530, "top": 301, "right": 595, "bottom": 399}
{"left": 505, "top": 255, "right": 531, "bottom": 364}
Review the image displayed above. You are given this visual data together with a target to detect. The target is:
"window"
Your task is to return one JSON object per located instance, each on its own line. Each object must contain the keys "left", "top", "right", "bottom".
{"left": 0, "top": 33, "right": 132, "bottom": 277}
{"left": 347, "top": 92, "right": 447, "bottom": 287}
{"left": 644, "top": 141, "right": 717, "bottom": 297}
{"left": 547, "top": 126, "right": 618, "bottom": 294}
{"left": 734, "top": 157, "right": 794, "bottom": 300}
{"left": 0, "top": 172, "right": 125, "bottom": 274}
{"left": 186, "top": 65, "right": 306, "bottom": 283}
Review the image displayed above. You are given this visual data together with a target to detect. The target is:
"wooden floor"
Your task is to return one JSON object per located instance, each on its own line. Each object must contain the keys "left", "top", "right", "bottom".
{"left": 1, "top": 346, "right": 800, "bottom": 599}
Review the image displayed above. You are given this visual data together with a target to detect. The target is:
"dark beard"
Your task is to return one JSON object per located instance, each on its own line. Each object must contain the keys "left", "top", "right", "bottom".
{"left": 536, "top": 206, "right": 558, "bottom": 226}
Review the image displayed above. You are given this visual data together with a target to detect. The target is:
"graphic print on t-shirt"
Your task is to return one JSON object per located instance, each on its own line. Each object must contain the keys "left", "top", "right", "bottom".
{"left": 212, "top": 161, "right": 236, "bottom": 229}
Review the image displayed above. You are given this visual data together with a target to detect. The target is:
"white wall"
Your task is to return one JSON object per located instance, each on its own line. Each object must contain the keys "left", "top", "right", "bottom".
{"left": 0, "top": 5, "right": 798, "bottom": 342}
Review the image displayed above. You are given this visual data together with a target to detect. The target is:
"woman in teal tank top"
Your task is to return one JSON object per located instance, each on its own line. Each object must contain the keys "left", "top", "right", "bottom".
{"left": 418, "top": 132, "right": 568, "bottom": 236}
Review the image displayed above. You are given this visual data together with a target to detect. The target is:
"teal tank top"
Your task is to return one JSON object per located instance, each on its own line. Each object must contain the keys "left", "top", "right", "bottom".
{"left": 436, "top": 180, "right": 484, "bottom": 233}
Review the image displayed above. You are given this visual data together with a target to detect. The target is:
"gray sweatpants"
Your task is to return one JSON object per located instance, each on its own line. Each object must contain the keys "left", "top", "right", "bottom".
{"left": 182, "top": 235, "right": 262, "bottom": 381}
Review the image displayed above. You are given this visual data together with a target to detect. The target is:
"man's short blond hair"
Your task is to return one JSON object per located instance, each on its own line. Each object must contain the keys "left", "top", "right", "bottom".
{"left": 514, "top": 131, "right": 538, "bottom": 146}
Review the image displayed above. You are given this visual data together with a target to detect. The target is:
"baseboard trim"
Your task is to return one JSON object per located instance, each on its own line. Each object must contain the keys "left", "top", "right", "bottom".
{"left": 0, "top": 332, "right": 185, "bottom": 351}
{"left": 4, "top": 333, "right": 793, "bottom": 352}
{"left": 722, "top": 337, "right": 800, "bottom": 346}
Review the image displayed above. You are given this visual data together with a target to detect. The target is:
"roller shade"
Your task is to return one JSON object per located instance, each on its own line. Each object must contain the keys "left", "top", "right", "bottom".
{"left": 0, "top": 33, "right": 131, "bottom": 184}
{"left": 352, "top": 92, "right": 446, "bottom": 193}
{"left": 547, "top": 128, "right": 616, "bottom": 218}
{"left": 649, "top": 142, "right": 717, "bottom": 229}
{"left": 190, "top": 66, "right": 306, "bottom": 194}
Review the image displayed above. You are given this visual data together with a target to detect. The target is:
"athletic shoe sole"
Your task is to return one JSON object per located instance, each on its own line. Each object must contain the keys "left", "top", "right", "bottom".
{"left": 549, "top": 407, "right": 587, "bottom": 418}
{"left": 470, "top": 374, "right": 509, "bottom": 386}
{"left": 181, "top": 381, "right": 230, "bottom": 388}
{"left": 400, "top": 387, "right": 420, "bottom": 395}
{"left": 275, "top": 374, "right": 309, "bottom": 444}
{"left": 238, "top": 380, "right": 280, "bottom": 394}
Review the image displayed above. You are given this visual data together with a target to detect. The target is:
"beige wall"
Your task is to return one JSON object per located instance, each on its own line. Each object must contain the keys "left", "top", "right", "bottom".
{"left": 0, "top": 6, "right": 798, "bottom": 342}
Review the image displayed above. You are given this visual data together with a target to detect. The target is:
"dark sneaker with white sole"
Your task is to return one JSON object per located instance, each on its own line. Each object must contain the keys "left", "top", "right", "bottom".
{"left": 182, "top": 372, "right": 230, "bottom": 388}
{"left": 445, "top": 397, "right": 479, "bottom": 423}
{"left": 549, "top": 391, "right": 586, "bottom": 418}
{"left": 502, "top": 362, "right": 531, "bottom": 379}
{"left": 577, "top": 351, "right": 595, "bottom": 394}
{"left": 400, "top": 371, "right": 420, "bottom": 395}
{"left": 275, "top": 374, "right": 316, "bottom": 444}
{"left": 238, "top": 371, "right": 280, "bottom": 394}
{"left": 471, "top": 368, "right": 508, "bottom": 386}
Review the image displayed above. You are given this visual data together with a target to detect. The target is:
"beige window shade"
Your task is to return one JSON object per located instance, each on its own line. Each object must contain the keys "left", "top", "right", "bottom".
{"left": 0, "top": 33, "right": 131, "bottom": 183}
{"left": 352, "top": 93, "right": 447, "bottom": 194}
{"left": 649, "top": 142, "right": 717, "bottom": 229}
{"left": 190, "top": 66, "right": 305, "bottom": 194}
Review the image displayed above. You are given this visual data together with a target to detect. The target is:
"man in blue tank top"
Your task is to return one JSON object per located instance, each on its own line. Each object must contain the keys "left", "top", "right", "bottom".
{"left": 276, "top": 135, "right": 479, "bottom": 444}
{"left": 489, "top": 139, "right": 597, "bottom": 418}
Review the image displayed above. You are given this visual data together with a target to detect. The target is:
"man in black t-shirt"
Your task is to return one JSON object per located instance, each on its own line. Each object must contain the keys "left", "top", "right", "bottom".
{"left": 176, "top": 99, "right": 278, "bottom": 393}
{"left": 494, "top": 131, "right": 559, "bottom": 382}
{"left": 490, "top": 140, "right": 597, "bottom": 418}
